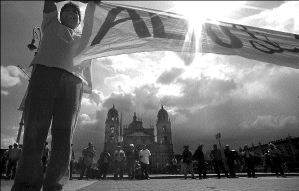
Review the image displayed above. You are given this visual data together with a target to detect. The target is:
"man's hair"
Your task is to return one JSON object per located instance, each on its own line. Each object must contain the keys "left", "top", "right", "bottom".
{"left": 60, "top": 2, "right": 81, "bottom": 22}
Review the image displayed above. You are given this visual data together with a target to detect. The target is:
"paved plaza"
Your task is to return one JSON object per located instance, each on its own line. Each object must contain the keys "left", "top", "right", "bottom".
{"left": 2, "top": 175, "right": 299, "bottom": 191}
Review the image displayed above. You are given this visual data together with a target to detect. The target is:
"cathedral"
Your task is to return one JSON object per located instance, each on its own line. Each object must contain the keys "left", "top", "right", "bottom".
{"left": 104, "top": 105, "right": 174, "bottom": 173}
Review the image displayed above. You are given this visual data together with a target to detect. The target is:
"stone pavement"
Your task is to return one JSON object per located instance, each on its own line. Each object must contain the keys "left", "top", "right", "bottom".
{"left": 2, "top": 173, "right": 299, "bottom": 191}
{"left": 77, "top": 176, "right": 299, "bottom": 191}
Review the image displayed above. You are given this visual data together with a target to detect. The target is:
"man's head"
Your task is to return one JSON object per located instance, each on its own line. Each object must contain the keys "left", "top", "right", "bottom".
{"left": 88, "top": 142, "right": 93, "bottom": 147}
{"left": 183, "top": 145, "right": 189, "bottom": 150}
{"left": 198, "top": 144, "right": 204, "bottom": 150}
{"left": 13, "top": 143, "right": 18, "bottom": 148}
{"left": 60, "top": 2, "right": 81, "bottom": 29}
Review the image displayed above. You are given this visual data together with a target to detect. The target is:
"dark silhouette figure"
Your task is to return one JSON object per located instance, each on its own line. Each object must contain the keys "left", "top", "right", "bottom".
{"left": 242, "top": 145, "right": 256, "bottom": 178}
{"left": 113, "top": 145, "right": 126, "bottom": 179}
{"left": 126, "top": 144, "right": 138, "bottom": 179}
{"left": 224, "top": 145, "right": 237, "bottom": 178}
{"left": 97, "top": 148, "right": 111, "bottom": 179}
{"left": 181, "top": 145, "right": 195, "bottom": 179}
{"left": 193, "top": 144, "right": 207, "bottom": 179}
{"left": 268, "top": 143, "right": 286, "bottom": 177}
{"left": 210, "top": 144, "right": 228, "bottom": 179}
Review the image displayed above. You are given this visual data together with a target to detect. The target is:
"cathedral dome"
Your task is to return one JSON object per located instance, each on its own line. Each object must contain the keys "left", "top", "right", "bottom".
{"left": 108, "top": 104, "right": 118, "bottom": 117}
{"left": 157, "top": 105, "right": 168, "bottom": 120}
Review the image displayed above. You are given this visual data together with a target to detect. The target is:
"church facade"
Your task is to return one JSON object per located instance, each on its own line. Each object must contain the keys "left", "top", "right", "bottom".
{"left": 104, "top": 105, "right": 174, "bottom": 173}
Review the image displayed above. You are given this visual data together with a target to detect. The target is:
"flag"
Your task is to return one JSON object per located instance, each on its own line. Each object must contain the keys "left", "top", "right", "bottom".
{"left": 74, "top": 2, "right": 299, "bottom": 69}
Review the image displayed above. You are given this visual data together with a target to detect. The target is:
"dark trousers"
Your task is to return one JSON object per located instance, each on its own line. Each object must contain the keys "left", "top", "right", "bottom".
{"left": 12, "top": 65, "right": 83, "bottom": 191}
{"left": 140, "top": 162, "right": 149, "bottom": 179}
{"left": 127, "top": 160, "right": 135, "bottom": 179}
{"left": 272, "top": 157, "right": 284, "bottom": 176}
{"left": 227, "top": 160, "right": 236, "bottom": 177}
{"left": 80, "top": 164, "right": 92, "bottom": 179}
{"left": 6, "top": 159, "right": 18, "bottom": 179}
{"left": 197, "top": 161, "right": 206, "bottom": 178}
{"left": 98, "top": 163, "right": 109, "bottom": 179}
{"left": 245, "top": 158, "right": 255, "bottom": 177}
{"left": 213, "top": 160, "right": 228, "bottom": 178}
{"left": 114, "top": 161, "right": 124, "bottom": 179}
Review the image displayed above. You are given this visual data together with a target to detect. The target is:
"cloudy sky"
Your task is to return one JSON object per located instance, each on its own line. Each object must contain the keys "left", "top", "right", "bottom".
{"left": 1, "top": 1, "right": 299, "bottom": 158}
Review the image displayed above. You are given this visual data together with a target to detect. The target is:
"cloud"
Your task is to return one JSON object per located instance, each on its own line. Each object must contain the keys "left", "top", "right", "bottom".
{"left": 1, "top": 90, "right": 9, "bottom": 96}
{"left": 240, "top": 1, "right": 299, "bottom": 33}
{"left": 1, "top": 65, "right": 23, "bottom": 88}
{"left": 241, "top": 115, "right": 299, "bottom": 129}
{"left": 157, "top": 68, "right": 184, "bottom": 84}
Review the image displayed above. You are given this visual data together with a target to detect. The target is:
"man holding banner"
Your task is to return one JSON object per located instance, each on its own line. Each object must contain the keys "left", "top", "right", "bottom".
{"left": 11, "top": 1, "right": 98, "bottom": 190}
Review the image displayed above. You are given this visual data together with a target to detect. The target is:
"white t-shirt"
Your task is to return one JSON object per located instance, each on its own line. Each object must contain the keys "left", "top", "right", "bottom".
{"left": 31, "top": 3, "right": 95, "bottom": 88}
{"left": 139, "top": 149, "right": 151, "bottom": 164}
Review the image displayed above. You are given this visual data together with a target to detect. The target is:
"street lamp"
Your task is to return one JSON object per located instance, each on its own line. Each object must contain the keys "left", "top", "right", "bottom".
{"left": 27, "top": 26, "right": 41, "bottom": 55}
{"left": 16, "top": 26, "right": 41, "bottom": 143}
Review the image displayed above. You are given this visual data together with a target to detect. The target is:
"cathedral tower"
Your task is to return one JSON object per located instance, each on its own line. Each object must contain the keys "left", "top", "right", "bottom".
{"left": 104, "top": 105, "right": 120, "bottom": 153}
{"left": 156, "top": 105, "right": 172, "bottom": 144}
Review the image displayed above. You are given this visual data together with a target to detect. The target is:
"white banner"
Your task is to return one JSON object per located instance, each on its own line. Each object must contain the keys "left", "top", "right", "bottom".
{"left": 74, "top": 2, "right": 299, "bottom": 69}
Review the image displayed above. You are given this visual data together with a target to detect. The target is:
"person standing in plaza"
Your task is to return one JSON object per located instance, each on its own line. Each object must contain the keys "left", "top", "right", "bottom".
{"left": 139, "top": 144, "right": 151, "bottom": 180}
{"left": 224, "top": 145, "right": 237, "bottom": 178}
{"left": 126, "top": 144, "right": 137, "bottom": 179}
{"left": 171, "top": 156, "right": 178, "bottom": 174}
{"left": 193, "top": 144, "right": 207, "bottom": 179}
{"left": 263, "top": 150, "right": 272, "bottom": 173}
{"left": 241, "top": 145, "right": 256, "bottom": 178}
{"left": 268, "top": 143, "right": 286, "bottom": 177}
{"left": 79, "top": 142, "right": 96, "bottom": 180}
{"left": 181, "top": 145, "right": 195, "bottom": 179}
{"left": 97, "top": 147, "right": 111, "bottom": 180}
{"left": 6, "top": 143, "right": 21, "bottom": 179}
{"left": 210, "top": 144, "right": 228, "bottom": 179}
{"left": 69, "top": 144, "right": 75, "bottom": 180}
{"left": 113, "top": 145, "right": 126, "bottom": 180}
{"left": 11, "top": 0, "right": 98, "bottom": 190}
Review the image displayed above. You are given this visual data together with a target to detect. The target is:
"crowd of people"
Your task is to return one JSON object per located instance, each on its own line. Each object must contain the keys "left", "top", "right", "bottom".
{"left": 180, "top": 142, "right": 287, "bottom": 179}
{"left": 0, "top": 140, "right": 288, "bottom": 183}
{"left": 77, "top": 142, "right": 152, "bottom": 180}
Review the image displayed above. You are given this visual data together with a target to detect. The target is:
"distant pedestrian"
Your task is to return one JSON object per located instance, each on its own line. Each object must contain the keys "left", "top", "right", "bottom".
{"left": 113, "top": 145, "right": 126, "bottom": 179}
{"left": 139, "top": 144, "right": 151, "bottom": 180}
{"left": 263, "top": 151, "right": 271, "bottom": 173}
{"left": 268, "top": 143, "right": 286, "bottom": 177}
{"left": 3, "top": 145, "right": 12, "bottom": 178}
{"left": 70, "top": 144, "right": 75, "bottom": 180}
{"left": 171, "top": 156, "right": 178, "bottom": 174}
{"left": 97, "top": 147, "right": 111, "bottom": 180}
{"left": 79, "top": 142, "right": 96, "bottom": 180}
{"left": 41, "top": 142, "right": 50, "bottom": 174}
{"left": 193, "top": 144, "right": 207, "bottom": 179}
{"left": 224, "top": 145, "right": 237, "bottom": 178}
{"left": 6, "top": 143, "right": 21, "bottom": 179}
{"left": 181, "top": 145, "right": 195, "bottom": 179}
{"left": 210, "top": 144, "right": 228, "bottom": 179}
{"left": 126, "top": 144, "right": 137, "bottom": 179}
{"left": 241, "top": 145, "right": 256, "bottom": 178}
